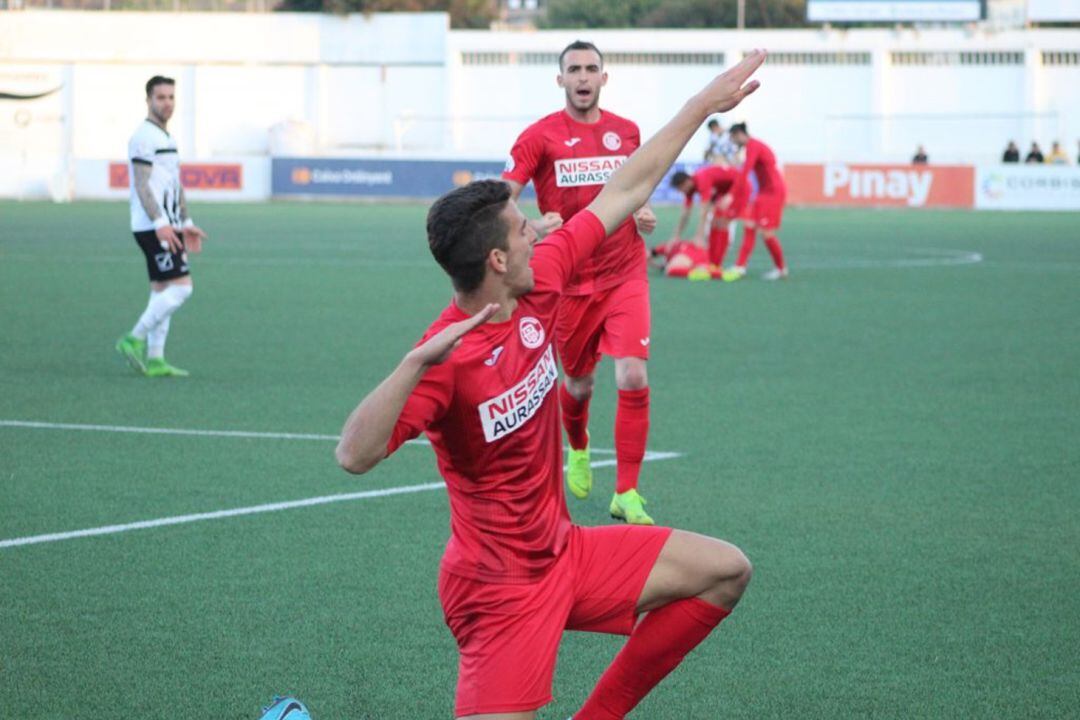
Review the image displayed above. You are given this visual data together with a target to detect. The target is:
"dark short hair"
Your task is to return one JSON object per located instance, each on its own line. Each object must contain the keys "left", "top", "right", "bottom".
{"left": 559, "top": 40, "right": 603, "bottom": 72}
{"left": 707, "top": 119, "right": 721, "bottom": 130}
{"left": 146, "top": 76, "right": 175, "bottom": 97}
{"left": 426, "top": 180, "right": 513, "bottom": 293}
{"left": 670, "top": 171, "right": 692, "bottom": 189}
{"left": 729, "top": 122, "right": 748, "bottom": 135}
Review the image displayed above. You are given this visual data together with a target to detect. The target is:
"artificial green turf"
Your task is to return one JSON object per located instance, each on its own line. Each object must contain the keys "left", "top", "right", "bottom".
{"left": 1, "top": 201, "right": 1078, "bottom": 719}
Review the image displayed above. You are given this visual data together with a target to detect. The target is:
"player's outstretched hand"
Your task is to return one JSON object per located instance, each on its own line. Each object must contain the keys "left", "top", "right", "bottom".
{"left": 717, "top": 193, "right": 734, "bottom": 211}
{"left": 407, "top": 303, "right": 500, "bottom": 367}
{"left": 700, "top": 49, "right": 766, "bottom": 114}
{"left": 156, "top": 225, "right": 183, "bottom": 255}
{"left": 634, "top": 207, "right": 657, "bottom": 235}
{"left": 183, "top": 225, "right": 208, "bottom": 254}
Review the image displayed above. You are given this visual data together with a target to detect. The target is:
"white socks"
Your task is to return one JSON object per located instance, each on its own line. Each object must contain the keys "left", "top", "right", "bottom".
{"left": 147, "top": 316, "right": 171, "bottom": 359}
{"left": 131, "top": 283, "right": 193, "bottom": 359}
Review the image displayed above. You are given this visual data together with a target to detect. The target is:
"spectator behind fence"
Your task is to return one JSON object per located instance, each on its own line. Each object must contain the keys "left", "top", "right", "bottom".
{"left": 912, "top": 145, "right": 928, "bottom": 164}
{"left": 1046, "top": 141, "right": 1069, "bottom": 165}
{"left": 1002, "top": 141, "right": 1020, "bottom": 163}
{"left": 1025, "top": 142, "right": 1044, "bottom": 164}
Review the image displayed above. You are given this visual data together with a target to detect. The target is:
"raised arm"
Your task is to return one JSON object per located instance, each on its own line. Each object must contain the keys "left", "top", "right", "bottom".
{"left": 587, "top": 51, "right": 765, "bottom": 236}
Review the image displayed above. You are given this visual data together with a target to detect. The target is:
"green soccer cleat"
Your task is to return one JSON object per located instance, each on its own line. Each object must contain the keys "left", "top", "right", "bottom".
{"left": 610, "top": 488, "right": 655, "bottom": 526}
{"left": 144, "top": 358, "right": 189, "bottom": 378}
{"left": 115, "top": 334, "right": 147, "bottom": 373}
{"left": 566, "top": 442, "right": 593, "bottom": 500}
{"left": 687, "top": 265, "right": 712, "bottom": 282}
{"left": 721, "top": 266, "right": 747, "bottom": 282}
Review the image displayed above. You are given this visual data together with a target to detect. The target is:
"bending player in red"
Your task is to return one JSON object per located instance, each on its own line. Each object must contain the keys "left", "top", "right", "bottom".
{"left": 337, "top": 50, "right": 766, "bottom": 720}
{"left": 502, "top": 41, "right": 658, "bottom": 525}
{"left": 723, "top": 122, "right": 788, "bottom": 281}
{"left": 668, "top": 162, "right": 749, "bottom": 279}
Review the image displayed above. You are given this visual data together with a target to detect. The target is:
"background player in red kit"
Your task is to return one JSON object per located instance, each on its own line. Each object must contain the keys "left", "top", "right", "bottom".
{"left": 668, "top": 163, "right": 749, "bottom": 277}
{"left": 723, "top": 122, "right": 789, "bottom": 281}
{"left": 336, "top": 51, "right": 766, "bottom": 720}
{"left": 502, "top": 41, "right": 659, "bottom": 525}
{"left": 648, "top": 238, "right": 711, "bottom": 279}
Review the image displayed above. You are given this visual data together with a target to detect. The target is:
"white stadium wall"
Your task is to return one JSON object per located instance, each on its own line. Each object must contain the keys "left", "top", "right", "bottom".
{"left": 1, "top": 10, "right": 1078, "bottom": 207}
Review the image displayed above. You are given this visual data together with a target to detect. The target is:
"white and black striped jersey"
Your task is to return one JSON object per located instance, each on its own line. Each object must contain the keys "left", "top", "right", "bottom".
{"left": 707, "top": 131, "right": 739, "bottom": 164}
{"left": 128, "top": 119, "right": 183, "bottom": 232}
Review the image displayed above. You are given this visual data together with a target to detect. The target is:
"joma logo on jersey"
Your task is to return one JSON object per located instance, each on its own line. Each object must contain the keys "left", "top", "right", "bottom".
{"left": 555, "top": 155, "right": 627, "bottom": 187}
{"left": 478, "top": 345, "right": 558, "bottom": 443}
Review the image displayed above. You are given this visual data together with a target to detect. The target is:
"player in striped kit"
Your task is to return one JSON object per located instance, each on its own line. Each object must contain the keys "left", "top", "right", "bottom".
{"left": 115, "top": 75, "right": 207, "bottom": 377}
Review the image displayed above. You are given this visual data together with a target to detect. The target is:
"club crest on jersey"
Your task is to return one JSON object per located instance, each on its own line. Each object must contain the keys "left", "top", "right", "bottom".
{"left": 603, "top": 132, "right": 622, "bottom": 151}
{"left": 478, "top": 345, "right": 558, "bottom": 442}
{"left": 519, "top": 316, "right": 545, "bottom": 349}
{"left": 554, "top": 155, "right": 627, "bottom": 188}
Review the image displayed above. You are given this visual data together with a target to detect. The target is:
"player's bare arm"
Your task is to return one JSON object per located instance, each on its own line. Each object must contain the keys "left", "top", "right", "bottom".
{"left": 588, "top": 50, "right": 763, "bottom": 236}
{"left": 336, "top": 303, "right": 500, "bottom": 475}
{"left": 671, "top": 203, "right": 692, "bottom": 241}
{"left": 692, "top": 201, "right": 713, "bottom": 245}
{"left": 133, "top": 162, "right": 181, "bottom": 254}
{"left": 177, "top": 187, "right": 208, "bottom": 253}
{"left": 505, "top": 179, "right": 563, "bottom": 235}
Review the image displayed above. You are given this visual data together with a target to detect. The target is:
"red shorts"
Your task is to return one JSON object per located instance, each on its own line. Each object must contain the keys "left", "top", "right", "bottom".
{"left": 746, "top": 191, "right": 785, "bottom": 230}
{"left": 438, "top": 524, "right": 672, "bottom": 717}
{"left": 556, "top": 278, "right": 651, "bottom": 378}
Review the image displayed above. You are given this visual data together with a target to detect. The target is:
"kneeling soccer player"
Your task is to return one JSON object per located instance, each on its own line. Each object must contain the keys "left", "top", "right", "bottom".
{"left": 336, "top": 50, "right": 766, "bottom": 720}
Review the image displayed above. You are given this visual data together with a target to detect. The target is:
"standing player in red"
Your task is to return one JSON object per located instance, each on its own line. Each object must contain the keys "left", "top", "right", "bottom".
{"left": 336, "top": 51, "right": 766, "bottom": 720}
{"left": 502, "top": 41, "right": 659, "bottom": 525}
{"left": 668, "top": 163, "right": 749, "bottom": 277}
{"left": 723, "top": 122, "right": 789, "bottom": 281}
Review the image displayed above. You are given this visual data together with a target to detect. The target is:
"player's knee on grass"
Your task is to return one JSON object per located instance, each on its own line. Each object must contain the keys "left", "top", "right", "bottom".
{"left": 565, "top": 374, "right": 594, "bottom": 401}
{"left": 615, "top": 358, "right": 648, "bottom": 391}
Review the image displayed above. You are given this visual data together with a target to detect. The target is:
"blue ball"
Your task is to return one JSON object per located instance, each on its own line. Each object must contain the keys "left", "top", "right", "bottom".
{"left": 258, "top": 696, "right": 312, "bottom": 720}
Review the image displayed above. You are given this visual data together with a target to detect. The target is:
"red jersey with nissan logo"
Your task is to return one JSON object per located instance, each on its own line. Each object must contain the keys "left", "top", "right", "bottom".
{"left": 387, "top": 211, "right": 607, "bottom": 584}
{"left": 503, "top": 109, "right": 646, "bottom": 295}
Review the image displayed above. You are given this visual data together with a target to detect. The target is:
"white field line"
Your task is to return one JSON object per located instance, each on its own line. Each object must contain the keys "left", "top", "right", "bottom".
{"left": 0, "top": 482, "right": 444, "bottom": 549}
{"left": 2, "top": 247, "right": 984, "bottom": 270}
{"left": 0, "top": 419, "right": 683, "bottom": 549}
{"left": 0, "top": 419, "right": 633, "bottom": 455}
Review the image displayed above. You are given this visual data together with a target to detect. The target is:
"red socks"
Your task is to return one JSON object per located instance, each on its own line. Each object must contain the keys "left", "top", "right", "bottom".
{"left": 707, "top": 227, "right": 730, "bottom": 266}
{"left": 764, "top": 235, "right": 785, "bottom": 271}
{"left": 563, "top": 385, "right": 649, "bottom": 492}
{"left": 575, "top": 597, "right": 731, "bottom": 720}
{"left": 560, "top": 383, "right": 591, "bottom": 451}
{"left": 735, "top": 225, "right": 756, "bottom": 267}
{"left": 615, "top": 388, "right": 649, "bottom": 494}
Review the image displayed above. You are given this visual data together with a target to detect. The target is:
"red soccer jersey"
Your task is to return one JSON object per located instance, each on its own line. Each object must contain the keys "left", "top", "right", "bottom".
{"left": 503, "top": 109, "right": 645, "bottom": 295}
{"left": 387, "top": 211, "right": 607, "bottom": 584}
{"left": 741, "top": 137, "right": 786, "bottom": 195}
{"left": 683, "top": 165, "right": 746, "bottom": 208}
